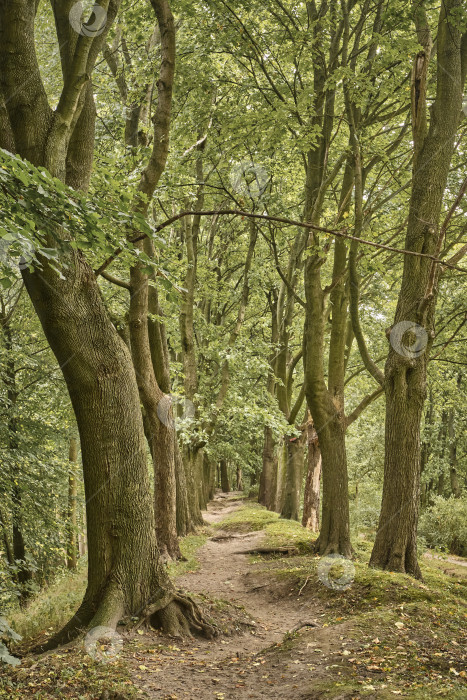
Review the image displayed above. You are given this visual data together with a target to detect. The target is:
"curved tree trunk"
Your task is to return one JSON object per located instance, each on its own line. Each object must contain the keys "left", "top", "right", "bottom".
{"left": 23, "top": 257, "right": 209, "bottom": 646}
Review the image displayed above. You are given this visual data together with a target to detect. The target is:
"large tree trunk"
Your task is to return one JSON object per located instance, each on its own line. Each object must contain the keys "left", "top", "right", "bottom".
{"left": 183, "top": 447, "right": 205, "bottom": 526}
{"left": 280, "top": 433, "right": 305, "bottom": 521}
{"left": 370, "top": 1, "right": 465, "bottom": 577}
{"left": 23, "top": 257, "right": 209, "bottom": 646}
{"left": 302, "top": 423, "right": 321, "bottom": 532}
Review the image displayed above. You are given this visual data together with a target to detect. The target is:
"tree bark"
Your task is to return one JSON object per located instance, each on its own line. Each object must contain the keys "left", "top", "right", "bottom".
{"left": 280, "top": 433, "right": 305, "bottom": 521}
{"left": 259, "top": 426, "right": 277, "bottom": 510}
{"left": 129, "top": 261, "right": 181, "bottom": 561}
{"left": 220, "top": 460, "right": 230, "bottom": 493}
{"left": 23, "top": 255, "right": 199, "bottom": 645}
{"left": 370, "top": 1, "right": 466, "bottom": 577}
{"left": 302, "top": 422, "right": 322, "bottom": 532}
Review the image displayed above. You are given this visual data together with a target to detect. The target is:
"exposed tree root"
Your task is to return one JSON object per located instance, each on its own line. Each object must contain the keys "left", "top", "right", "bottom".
{"left": 288, "top": 621, "right": 319, "bottom": 634}
{"left": 138, "top": 591, "right": 218, "bottom": 639}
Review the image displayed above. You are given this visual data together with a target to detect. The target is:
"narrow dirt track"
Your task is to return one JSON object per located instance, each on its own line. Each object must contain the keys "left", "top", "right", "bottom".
{"left": 132, "top": 493, "right": 354, "bottom": 700}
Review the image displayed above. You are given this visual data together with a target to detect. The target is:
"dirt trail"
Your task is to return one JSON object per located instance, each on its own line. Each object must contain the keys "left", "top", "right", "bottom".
{"left": 132, "top": 494, "right": 353, "bottom": 700}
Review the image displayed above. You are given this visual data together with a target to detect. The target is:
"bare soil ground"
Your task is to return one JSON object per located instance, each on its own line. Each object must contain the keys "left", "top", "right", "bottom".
{"left": 127, "top": 494, "right": 364, "bottom": 699}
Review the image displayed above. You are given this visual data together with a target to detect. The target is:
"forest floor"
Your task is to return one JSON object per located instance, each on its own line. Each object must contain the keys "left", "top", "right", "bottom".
{"left": 2, "top": 492, "right": 467, "bottom": 699}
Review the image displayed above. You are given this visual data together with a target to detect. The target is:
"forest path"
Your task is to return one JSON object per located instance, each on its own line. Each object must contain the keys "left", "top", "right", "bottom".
{"left": 131, "top": 492, "right": 350, "bottom": 699}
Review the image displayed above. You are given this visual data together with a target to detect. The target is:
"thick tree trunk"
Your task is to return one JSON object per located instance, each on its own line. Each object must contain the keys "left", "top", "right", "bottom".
{"left": 302, "top": 424, "right": 321, "bottom": 532}
{"left": 369, "top": 367, "right": 424, "bottom": 578}
{"left": 66, "top": 437, "right": 79, "bottom": 571}
{"left": 147, "top": 279, "right": 194, "bottom": 535}
{"left": 23, "top": 257, "right": 209, "bottom": 646}
{"left": 220, "top": 460, "right": 230, "bottom": 493}
{"left": 280, "top": 434, "right": 305, "bottom": 521}
{"left": 370, "top": 0, "right": 464, "bottom": 577}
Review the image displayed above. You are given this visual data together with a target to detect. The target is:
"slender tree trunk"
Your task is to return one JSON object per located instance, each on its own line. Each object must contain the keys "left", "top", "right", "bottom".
{"left": 274, "top": 441, "right": 287, "bottom": 512}
{"left": 448, "top": 381, "right": 460, "bottom": 498}
{"left": 0, "top": 507, "right": 14, "bottom": 565}
{"left": 66, "top": 437, "right": 79, "bottom": 571}
{"left": 304, "top": 263, "right": 352, "bottom": 556}
{"left": 220, "top": 460, "right": 230, "bottom": 493}
{"left": 1, "top": 318, "right": 33, "bottom": 604}
{"left": 280, "top": 433, "right": 305, "bottom": 521}
{"left": 129, "top": 262, "right": 181, "bottom": 561}
{"left": 259, "top": 426, "right": 276, "bottom": 509}
{"left": 236, "top": 466, "right": 243, "bottom": 492}
{"left": 302, "top": 423, "right": 322, "bottom": 532}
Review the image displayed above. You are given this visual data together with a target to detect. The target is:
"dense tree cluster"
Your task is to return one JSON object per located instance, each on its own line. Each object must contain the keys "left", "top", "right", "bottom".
{"left": 0, "top": 0, "right": 466, "bottom": 650}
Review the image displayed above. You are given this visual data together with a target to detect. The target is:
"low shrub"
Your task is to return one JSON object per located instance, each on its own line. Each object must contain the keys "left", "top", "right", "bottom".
{"left": 419, "top": 496, "right": 467, "bottom": 556}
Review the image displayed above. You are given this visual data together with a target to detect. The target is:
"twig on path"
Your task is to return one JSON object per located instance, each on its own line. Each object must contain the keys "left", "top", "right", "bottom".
{"left": 298, "top": 575, "right": 311, "bottom": 596}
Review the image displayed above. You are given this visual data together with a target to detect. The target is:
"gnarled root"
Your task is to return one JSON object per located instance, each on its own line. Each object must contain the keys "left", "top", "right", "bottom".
{"left": 139, "top": 591, "right": 217, "bottom": 639}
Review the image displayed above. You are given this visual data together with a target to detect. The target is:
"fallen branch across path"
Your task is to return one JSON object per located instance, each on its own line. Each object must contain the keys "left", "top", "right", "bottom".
{"left": 237, "top": 546, "right": 300, "bottom": 555}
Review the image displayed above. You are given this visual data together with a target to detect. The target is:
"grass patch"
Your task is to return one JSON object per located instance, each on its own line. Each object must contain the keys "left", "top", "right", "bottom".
{"left": 214, "top": 501, "right": 316, "bottom": 551}
{"left": 213, "top": 501, "right": 279, "bottom": 532}
{"left": 7, "top": 560, "right": 87, "bottom": 645}
{"left": 168, "top": 533, "right": 208, "bottom": 578}
{"left": 250, "top": 529, "right": 467, "bottom": 698}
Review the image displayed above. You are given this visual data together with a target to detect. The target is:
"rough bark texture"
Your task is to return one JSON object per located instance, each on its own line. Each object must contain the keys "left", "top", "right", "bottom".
{"left": 0, "top": 0, "right": 212, "bottom": 645}
{"left": 302, "top": 422, "right": 322, "bottom": 532}
{"left": 129, "top": 267, "right": 181, "bottom": 561}
{"left": 370, "top": 1, "right": 466, "bottom": 577}
{"left": 259, "top": 426, "right": 277, "bottom": 510}
{"left": 280, "top": 433, "right": 306, "bottom": 521}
